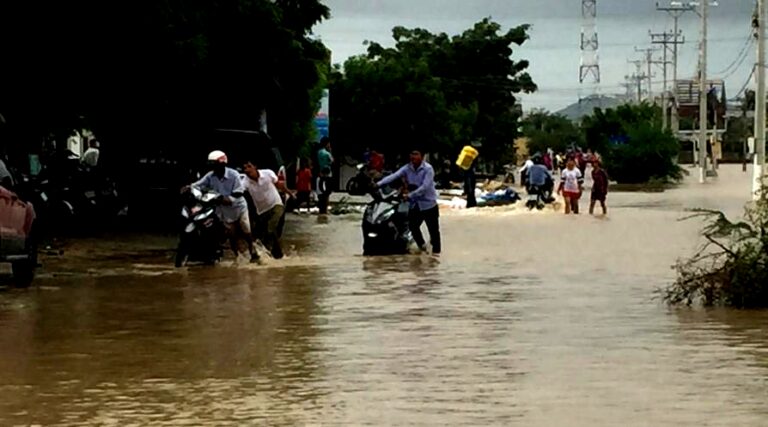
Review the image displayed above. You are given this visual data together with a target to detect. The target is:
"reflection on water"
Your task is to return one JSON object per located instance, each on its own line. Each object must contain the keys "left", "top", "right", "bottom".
{"left": 0, "top": 166, "right": 767, "bottom": 425}
{"left": 0, "top": 268, "right": 331, "bottom": 425}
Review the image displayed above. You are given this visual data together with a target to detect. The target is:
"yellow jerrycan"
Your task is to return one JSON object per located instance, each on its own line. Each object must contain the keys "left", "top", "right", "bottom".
{"left": 455, "top": 145, "right": 479, "bottom": 170}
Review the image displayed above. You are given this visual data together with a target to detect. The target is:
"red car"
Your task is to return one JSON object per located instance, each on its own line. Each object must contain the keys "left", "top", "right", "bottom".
{"left": 0, "top": 185, "right": 36, "bottom": 286}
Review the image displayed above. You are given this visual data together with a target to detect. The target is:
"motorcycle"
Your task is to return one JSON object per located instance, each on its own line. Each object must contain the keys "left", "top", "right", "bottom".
{"left": 78, "top": 171, "right": 122, "bottom": 222}
{"left": 362, "top": 187, "right": 416, "bottom": 256}
{"left": 502, "top": 163, "right": 517, "bottom": 185}
{"left": 175, "top": 187, "right": 223, "bottom": 267}
{"left": 346, "top": 164, "right": 371, "bottom": 196}
{"left": 15, "top": 173, "right": 76, "bottom": 236}
{"left": 525, "top": 179, "right": 555, "bottom": 211}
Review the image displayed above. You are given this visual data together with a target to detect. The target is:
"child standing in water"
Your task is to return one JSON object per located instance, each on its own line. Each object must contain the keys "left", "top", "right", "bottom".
{"left": 590, "top": 160, "right": 609, "bottom": 215}
{"left": 558, "top": 159, "right": 583, "bottom": 214}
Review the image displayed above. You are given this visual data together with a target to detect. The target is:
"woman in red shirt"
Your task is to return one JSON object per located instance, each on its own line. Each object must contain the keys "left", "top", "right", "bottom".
{"left": 367, "top": 149, "right": 385, "bottom": 181}
{"left": 295, "top": 158, "right": 313, "bottom": 213}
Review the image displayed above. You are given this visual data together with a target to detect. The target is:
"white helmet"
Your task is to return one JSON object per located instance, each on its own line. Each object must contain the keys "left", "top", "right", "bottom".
{"left": 207, "top": 150, "right": 228, "bottom": 164}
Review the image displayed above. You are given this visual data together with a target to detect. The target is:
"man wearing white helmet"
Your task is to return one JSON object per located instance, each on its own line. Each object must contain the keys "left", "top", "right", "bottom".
{"left": 187, "top": 150, "right": 258, "bottom": 262}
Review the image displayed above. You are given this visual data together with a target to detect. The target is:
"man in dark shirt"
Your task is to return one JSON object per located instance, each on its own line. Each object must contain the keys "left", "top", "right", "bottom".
{"left": 527, "top": 156, "right": 555, "bottom": 204}
{"left": 590, "top": 160, "right": 609, "bottom": 215}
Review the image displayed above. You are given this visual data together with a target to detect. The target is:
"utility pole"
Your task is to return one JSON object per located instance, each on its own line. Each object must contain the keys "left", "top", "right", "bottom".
{"left": 651, "top": 53, "right": 671, "bottom": 126}
{"left": 635, "top": 47, "right": 661, "bottom": 101}
{"left": 620, "top": 81, "right": 635, "bottom": 101}
{"left": 651, "top": 30, "right": 684, "bottom": 130}
{"left": 698, "top": 0, "right": 709, "bottom": 184}
{"left": 627, "top": 59, "right": 647, "bottom": 103}
{"left": 656, "top": 2, "right": 696, "bottom": 134}
{"left": 755, "top": 0, "right": 766, "bottom": 200}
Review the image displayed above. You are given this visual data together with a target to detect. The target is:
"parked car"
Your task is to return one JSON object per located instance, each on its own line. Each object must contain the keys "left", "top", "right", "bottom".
{"left": 0, "top": 185, "right": 36, "bottom": 286}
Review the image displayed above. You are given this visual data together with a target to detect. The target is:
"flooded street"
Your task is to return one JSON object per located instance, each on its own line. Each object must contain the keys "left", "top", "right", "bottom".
{"left": 2, "top": 165, "right": 768, "bottom": 426}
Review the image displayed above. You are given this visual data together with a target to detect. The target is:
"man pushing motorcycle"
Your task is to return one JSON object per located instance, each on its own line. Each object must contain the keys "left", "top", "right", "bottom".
{"left": 376, "top": 148, "right": 441, "bottom": 256}
{"left": 183, "top": 150, "right": 258, "bottom": 263}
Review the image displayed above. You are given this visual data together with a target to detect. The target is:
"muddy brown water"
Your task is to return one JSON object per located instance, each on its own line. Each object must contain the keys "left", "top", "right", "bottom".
{"left": 1, "top": 165, "right": 767, "bottom": 426}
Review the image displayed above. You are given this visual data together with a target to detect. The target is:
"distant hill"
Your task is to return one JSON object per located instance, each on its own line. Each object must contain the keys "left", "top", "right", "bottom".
{"left": 556, "top": 95, "right": 627, "bottom": 122}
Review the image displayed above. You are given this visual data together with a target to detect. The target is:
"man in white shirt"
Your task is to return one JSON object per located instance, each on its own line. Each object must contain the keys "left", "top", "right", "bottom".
{"left": 81, "top": 140, "right": 100, "bottom": 167}
{"left": 242, "top": 160, "right": 291, "bottom": 259}
{"left": 519, "top": 156, "right": 535, "bottom": 187}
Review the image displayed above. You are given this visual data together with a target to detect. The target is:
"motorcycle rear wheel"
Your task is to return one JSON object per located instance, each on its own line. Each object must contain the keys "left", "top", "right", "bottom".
{"left": 174, "top": 239, "right": 188, "bottom": 268}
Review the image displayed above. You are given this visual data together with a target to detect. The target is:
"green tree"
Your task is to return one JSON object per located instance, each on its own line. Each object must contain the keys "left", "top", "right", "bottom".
{"left": 0, "top": 0, "right": 330, "bottom": 165}
{"left": 581, "top": 103, "right": 683, "bottom": 184}
{"left": 329, "top": 49, "right": 459, "bottom": 160}
{"left": 521, "top": 110, "right": 582, "bottom": 155}
{"left": 330, "top": 19, "right": 536, "bottom": 165}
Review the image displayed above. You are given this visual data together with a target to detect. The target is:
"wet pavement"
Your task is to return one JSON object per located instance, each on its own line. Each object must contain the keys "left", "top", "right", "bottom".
{"left": 1, "top": 165, "right": 767, "bottom": 426}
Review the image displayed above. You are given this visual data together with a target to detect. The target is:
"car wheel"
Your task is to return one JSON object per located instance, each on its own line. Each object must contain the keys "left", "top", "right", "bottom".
{"left": 11, "top": 260, "right": 35, "bottom": 287}
{"left": 12, "top": 236, "right": 37, "bottom": 287}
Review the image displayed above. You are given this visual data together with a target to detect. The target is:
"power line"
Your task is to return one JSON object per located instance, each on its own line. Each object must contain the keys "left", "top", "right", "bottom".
{"left": 712, "top": 31, "right": 755, "bottom": 76}
{"left": 730, "top": 64, "right": 756, "bottom": 100}
{"left": 522, "top": 35, "right": 752, "bottom": 50}
{"left": 720, "top": 45, "right": 754, "bottom": 80}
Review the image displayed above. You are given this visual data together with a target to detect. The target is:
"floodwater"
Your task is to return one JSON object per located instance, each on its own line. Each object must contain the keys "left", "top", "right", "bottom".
{"left": 1, "top": 165, "right": 768, "bottom": 426}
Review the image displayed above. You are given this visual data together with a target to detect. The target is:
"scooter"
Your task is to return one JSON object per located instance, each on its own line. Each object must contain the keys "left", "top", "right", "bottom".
{"left": 76, "top": 170, "right": 122, "bottom": 222}
{"left": 346, "top": 164, "right": 371, "bottom": 196}
{"left": 175, "top": 187, "right": 223, "bottom": 267}
{"left": 15, "top": 173, "right": 76, "bottom": 236}
{"left": 362, "top": 187, "right": 416, "bottom": 256}
{"left": 502, "top": 163, "right": 517, "bottom": 185}
{"left": 525, "top": 179, "right": 555, "bottom": 211}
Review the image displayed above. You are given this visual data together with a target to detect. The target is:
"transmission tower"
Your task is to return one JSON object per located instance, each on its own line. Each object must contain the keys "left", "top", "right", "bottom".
{"left": 580, "top": 0, "right": 601, "bottom": 95}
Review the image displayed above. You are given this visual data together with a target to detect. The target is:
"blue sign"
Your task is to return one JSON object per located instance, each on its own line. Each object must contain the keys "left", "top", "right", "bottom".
{"left": 609, "top": 134, "right": 628, "bottom": 145}
{"left": 315, "top": 116, "right": 329, "bottom": 139}
{"left": 315, "top": 90, "right": 329, "bottom": 141}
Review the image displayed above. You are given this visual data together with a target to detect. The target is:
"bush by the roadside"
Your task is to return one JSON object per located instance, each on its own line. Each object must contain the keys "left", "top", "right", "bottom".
{"left": 582, "top": 103, "right": 684, "bottom": 184}
{"left": 603, "top": 124, "right": 684, "bottom": 184}
{"left": 663, "top": 182, "right": 768, "bottom": 308}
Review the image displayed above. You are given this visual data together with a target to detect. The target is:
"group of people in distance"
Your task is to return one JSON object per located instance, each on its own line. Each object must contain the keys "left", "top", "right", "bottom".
{"left": 521, "top": 147, "right": 609, "bottom": 216}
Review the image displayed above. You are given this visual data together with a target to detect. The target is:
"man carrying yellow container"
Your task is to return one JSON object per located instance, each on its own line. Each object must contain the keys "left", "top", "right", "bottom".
{"left": 456, "top": 145, "right": 479, "bottom": 208}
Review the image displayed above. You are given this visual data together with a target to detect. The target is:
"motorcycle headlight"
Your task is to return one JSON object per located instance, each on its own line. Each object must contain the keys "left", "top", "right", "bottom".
{"left": 194, "top": 210, "right": 214, "bottom": 221}
{"left": 374, "top": 209, "right": 394, "bottom": 224}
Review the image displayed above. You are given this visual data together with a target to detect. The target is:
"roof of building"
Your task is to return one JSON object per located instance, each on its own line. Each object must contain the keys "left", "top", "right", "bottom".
{"left": 555, "top": 95, "right": 626, "bottom": 121}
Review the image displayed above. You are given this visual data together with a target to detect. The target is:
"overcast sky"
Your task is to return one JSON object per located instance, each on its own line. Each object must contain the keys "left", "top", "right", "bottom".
{"left": 315, "top": 0, "right": 758, "bottom": 112}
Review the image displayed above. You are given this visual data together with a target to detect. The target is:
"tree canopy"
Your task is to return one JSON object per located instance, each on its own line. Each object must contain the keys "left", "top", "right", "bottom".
{"left": 581, "top": 103, "right": 683, "bottom": 184}
{"left": 329, "top": 19, "right": 536, "bottom": 164}
{"left": 520, "top": 110, "right": 582, "bottom": 155}
{"left": 0, "top": 0, "right": 330, "bottom": 165}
